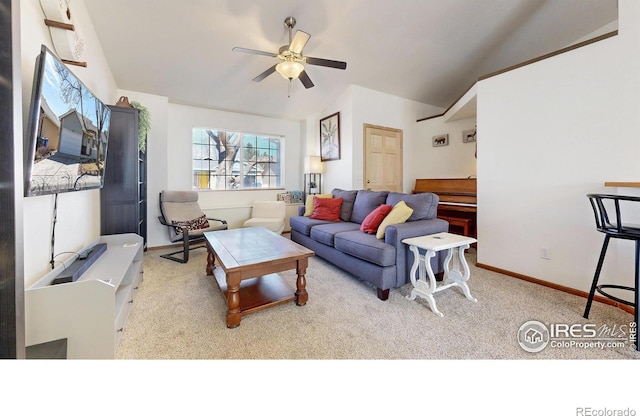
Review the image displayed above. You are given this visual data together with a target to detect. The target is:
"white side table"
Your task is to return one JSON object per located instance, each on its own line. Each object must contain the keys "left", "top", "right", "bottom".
{"left": 402, "top": 232, "right": 477, "bottom": 317}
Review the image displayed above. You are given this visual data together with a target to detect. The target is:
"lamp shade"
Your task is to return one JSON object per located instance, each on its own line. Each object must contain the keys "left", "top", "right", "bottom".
{"left": 304, "top": 155, "right": 323, "bottom": 173}
{"left": 276, "top": 61, "right": 304, "bottom": 80}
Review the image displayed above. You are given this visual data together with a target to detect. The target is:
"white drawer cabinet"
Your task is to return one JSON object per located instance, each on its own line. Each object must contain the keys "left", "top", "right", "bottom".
{"left": 26, "top": 234, "right": 144, "bottom": 359}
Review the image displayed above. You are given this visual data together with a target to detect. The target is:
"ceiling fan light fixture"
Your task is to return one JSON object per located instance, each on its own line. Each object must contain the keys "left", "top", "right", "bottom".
{"left": 233, "top": 16, "right": 347, "bottom": 89}
{"left": 276, "top": 61, "right": 304, "bottom": 80}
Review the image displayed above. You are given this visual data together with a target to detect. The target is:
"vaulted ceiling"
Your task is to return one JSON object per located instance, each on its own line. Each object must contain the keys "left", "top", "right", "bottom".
{"left": 83, "top": 0, "right": 618, "bottom": 121}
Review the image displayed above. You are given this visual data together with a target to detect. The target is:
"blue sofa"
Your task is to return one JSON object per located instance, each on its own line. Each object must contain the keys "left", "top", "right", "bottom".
{"left": 289, "top": 189, "right": 448, "bottom": 300}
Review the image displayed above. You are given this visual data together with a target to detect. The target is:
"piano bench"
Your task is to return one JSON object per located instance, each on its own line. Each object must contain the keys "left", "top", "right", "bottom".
{"left": 438, "top": 215, "right": 474, "bottom": 238}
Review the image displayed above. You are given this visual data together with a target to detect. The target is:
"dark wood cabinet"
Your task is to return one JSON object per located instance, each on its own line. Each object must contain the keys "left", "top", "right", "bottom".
{"left": 101, "top": 105, "right": 147, "bottom": 246}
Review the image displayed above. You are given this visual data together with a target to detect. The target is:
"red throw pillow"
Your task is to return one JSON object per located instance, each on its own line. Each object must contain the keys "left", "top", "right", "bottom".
{"left": 310, "top": 197, "right": 343, "bottom": 221}
{"left": 360, "top": 204, "right": 392, "bottom": 234}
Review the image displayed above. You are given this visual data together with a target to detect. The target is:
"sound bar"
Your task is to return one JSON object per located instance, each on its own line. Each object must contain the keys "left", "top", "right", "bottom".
{"left": 52, "top": 243, "right": 108, "bottom": 285}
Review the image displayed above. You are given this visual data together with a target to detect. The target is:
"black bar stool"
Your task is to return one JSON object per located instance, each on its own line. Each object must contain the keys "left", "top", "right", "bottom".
{"left": 584, "top": 194, "right": 640, "bottom": 351}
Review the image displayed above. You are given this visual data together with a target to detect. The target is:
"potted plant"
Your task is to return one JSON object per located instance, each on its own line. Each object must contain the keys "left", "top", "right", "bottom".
{"left": 130, "top": 101, "right": 151, "bottom": 153}
{"left": 309, "top": 181, "right": 318, "bottom": 193}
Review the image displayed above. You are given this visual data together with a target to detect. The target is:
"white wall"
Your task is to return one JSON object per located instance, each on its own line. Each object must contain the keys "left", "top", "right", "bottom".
{"left": 151, "top": 103, "right": 304, "bottom": 245}
{"left": 308, "top": 85, "right": 443, "bottom": 194}
{"left": 477, "top": 0, "right": 640, "bottom": 299}
{"left": 352, "top": 86, "right": 444, "bottom": 193}
{"left": 20, "top": 0, "right": 118, "bottom": 286}
{"left": 308, "top": 86, "right": 354, "bottom": 191}
{"left": 413, "top": 115, "right": 477, "bottom": 180}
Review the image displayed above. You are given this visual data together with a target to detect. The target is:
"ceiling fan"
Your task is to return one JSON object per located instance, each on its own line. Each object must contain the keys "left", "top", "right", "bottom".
{"left": 233, "top": 16, "right": 347, "bottom": 91}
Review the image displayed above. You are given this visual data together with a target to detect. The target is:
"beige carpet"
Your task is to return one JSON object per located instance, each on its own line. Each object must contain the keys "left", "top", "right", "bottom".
{"left": 116, "top": 245, "right": 640, "bottom": 360}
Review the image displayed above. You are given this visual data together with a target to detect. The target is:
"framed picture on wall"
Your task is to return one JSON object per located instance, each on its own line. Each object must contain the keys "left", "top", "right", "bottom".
{"left": 320, "top": 112, "right": 340, "bottom": 161}
{"left": 432, "top": 134, "right": 449, "bottom": 147}
{"left": 463, "top": 129, "right": 477, "bottom": 143}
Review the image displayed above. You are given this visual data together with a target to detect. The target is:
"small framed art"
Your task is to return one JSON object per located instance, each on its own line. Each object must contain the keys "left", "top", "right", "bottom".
{"left": 320, "top": 112, "right": 340, "bottom": 161}
{"left": 463, "top": 129, "right": 477, "bottom": 143}
{"left": 432, "top": 134, "right": 449, "bottom": 147}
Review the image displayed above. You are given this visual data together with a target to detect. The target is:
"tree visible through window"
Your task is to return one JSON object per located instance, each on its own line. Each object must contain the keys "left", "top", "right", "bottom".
{"left": 192, "top": 128, "right": 283, "bottom": 190}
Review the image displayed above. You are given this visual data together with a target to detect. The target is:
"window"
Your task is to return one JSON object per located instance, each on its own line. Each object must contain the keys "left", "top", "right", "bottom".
{"left": 192, "top": 128, "right": 283, "bottom": 190}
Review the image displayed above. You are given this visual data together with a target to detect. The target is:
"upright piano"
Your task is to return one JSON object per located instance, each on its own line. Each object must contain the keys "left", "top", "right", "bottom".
{"left": 413, "top": 178, "right": 477, "bottom": 238}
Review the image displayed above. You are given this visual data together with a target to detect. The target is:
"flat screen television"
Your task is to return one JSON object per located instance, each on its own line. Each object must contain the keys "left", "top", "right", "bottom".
{"left": 24, "top": 45, "right": 111, "bottom": 197}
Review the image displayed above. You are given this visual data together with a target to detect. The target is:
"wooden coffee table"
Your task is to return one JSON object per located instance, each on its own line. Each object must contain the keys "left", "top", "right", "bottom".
{"left": 204, "top": 227, "right": 314, "bottom": 328}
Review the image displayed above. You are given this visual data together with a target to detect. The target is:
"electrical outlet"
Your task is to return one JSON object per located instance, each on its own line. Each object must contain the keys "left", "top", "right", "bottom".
{"left": 540, "top": 247, "right": 551, "bottom": 260}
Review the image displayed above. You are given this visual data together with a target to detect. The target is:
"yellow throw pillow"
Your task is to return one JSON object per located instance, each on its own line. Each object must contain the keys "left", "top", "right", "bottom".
{"left": 376, "top": 200, "right": 414, "bottom": 239}
{"left": 304, "top": 194, "right": 333, "bottom": 216}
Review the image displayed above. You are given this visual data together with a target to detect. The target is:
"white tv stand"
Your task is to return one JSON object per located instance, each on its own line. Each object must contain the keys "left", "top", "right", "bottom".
{"left": 25, "top": 234, "right": 144, "bottom": 359}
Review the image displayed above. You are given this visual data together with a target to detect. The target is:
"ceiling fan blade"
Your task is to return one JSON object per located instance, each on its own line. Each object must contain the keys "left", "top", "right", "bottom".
{"left": 298, "top": 70, "right": 314, "bottom": 89}
{"left": 252, "top": 64, "right": 277, "bottom": 82}
{"left": 233, "top": 47, "right": 278, "bottom": 58}
{"left": 306, "top": 56, "right": 347, "bottom": 70}
{"left": 289, "top": 30, "right": 310, "bottom": 54}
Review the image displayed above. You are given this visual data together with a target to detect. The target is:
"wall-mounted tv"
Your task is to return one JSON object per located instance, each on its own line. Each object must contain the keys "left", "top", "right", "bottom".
{"left": 24, "top": 45, "right": 111, "bottom": 197}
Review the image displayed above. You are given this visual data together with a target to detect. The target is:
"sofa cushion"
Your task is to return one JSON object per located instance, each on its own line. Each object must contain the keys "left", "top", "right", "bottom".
{"left": 385, "top": 192, "right": 438, "bottom": 221}
{"left": 310, "top": 222, "right": 362, "bottom": 246}
{"left": 334, "top": 231, "right": 396, "bottom": 267}
{"left": 310, "top": 197, "right": 343, "bottom": 221}
{"left": 360, "top": 204, "right": 392, "bottom": 234}
{"left": 351, "top": 190, "right": 389, "bottom": 224}
{"left": 331, "top": 189, "right": 358, "bottom": 222}
{"left": 304, "top": 193, "right": 333, "bottom": 216}
{"left": 290, "top": 215, "right": 333, "bottom": 236}
{"left": 376, "top": 200, "right": 414, "bottom": 239}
